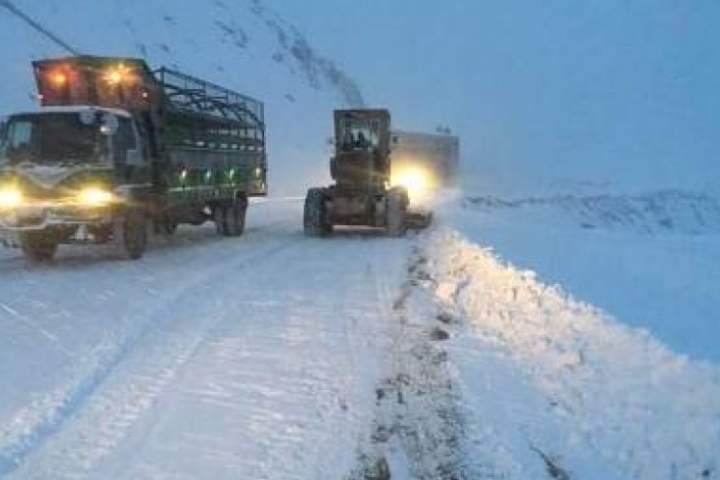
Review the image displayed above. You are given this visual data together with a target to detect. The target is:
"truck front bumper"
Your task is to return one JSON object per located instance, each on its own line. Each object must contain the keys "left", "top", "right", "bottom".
{"left": 0, "top": 206, "right": 114, "bottom": 246}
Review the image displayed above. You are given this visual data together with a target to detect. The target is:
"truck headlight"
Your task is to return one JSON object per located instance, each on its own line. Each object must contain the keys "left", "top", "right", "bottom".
{"left": 0, "top": 187, "right": 23, "bottom": 210}
{"left": 78, "top": 187, "right": 115, "bottom": 207}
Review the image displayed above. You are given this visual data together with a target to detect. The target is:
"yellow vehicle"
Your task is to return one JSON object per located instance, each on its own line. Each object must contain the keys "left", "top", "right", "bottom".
{"left": 304, "top": 109, "right": 432, "bottom": 237}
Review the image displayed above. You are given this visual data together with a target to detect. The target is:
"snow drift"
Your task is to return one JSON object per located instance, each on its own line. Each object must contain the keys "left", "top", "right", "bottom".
{"left": 422, "top": 228, "right": 720, "bottom": 479}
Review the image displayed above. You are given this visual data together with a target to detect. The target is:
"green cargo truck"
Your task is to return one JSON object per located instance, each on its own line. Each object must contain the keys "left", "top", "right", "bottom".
{"left": 0, "top": 56, "right": 267, "bottom": 260}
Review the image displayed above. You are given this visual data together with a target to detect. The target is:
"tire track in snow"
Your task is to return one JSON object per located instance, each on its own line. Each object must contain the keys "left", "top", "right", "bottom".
{"left": 8, "top": 240, "right": 300, "bottom": 479}
{"left": 0, "top": 238, "right": 297, "bottom": 477}
{"left": 350, "top": 242, "right": 476, "bottom": 479}
{"left": 0, "top": 303, "right": 74, "bottom": 357}
{"left": 88, "top": 232, "right": 413, "bottom": 479}
{"left": 6, "top": 229, "right": 412, "bottom": 479}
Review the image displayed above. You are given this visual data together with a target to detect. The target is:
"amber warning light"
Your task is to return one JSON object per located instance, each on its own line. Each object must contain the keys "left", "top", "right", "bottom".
{"left": 49, "top": 71, "right": 67, "bottom": 87}
{"left": 39, "top": 65, "right": 75, "bottom": 91}
{"left": 103, "top": 64, "right": 137, "bottom": 86}
{"left": 39, "top": 63, "right": 138, "bottom": 93}
{"left": 37, "top": 66, "right": 74, "bottom": 104}
{"left": 35, "top": 58, "right": 152, "bottom": 108}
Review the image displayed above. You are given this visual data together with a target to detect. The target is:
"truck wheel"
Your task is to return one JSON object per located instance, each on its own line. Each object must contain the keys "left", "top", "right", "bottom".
{"left": 116, "top": 208, "right": 148, "bottom": 260}
{"left": 20, "top": 233, "right": 58, "bottom": 262}
{"left": 156, "top": 217, "right": 177, "bottom": 236}
{"left": 223, "top": 197, "right": 247, "bottom": 237}
{"left": 214, "top": 205, "right": 228, "bottom": 235}
{"left": 304, "top": 188, "right": 330, "bottom": 237}
{"left": 386, "top": 187, "right": 408, "bottom": 237}
{"left": 164, "top": 222, "right": 178, "bottom": 235}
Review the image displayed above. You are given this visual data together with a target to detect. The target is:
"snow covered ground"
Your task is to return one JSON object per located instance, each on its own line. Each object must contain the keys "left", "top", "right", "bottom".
{"left": 0, "top": 200, "right": 408, "bottom": 479}
{"left": 419, "top": 227, "right": 720, "bottom": 479}
{"left": 0, "top": 195, "right": 718, "bottom": 479}
{"left": 2, "top": 1, "right": 719, "bottom": 478}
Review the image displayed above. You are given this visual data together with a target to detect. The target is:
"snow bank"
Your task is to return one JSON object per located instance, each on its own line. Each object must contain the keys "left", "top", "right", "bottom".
{"left": 423, "top": 228, "right": 720, "bottom": 479}
{"left": 449, "top": 191, "right": 720, "bottom": 363}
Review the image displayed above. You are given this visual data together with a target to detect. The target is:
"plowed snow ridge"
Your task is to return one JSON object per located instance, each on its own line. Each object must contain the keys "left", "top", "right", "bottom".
{"left": 424, "top": 228, "right": 720, "bottom": 479}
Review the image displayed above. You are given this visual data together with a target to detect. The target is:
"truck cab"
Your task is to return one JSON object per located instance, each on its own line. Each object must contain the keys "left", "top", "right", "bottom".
{"left": 1, "top": 106, "right": 147, "bottom": 181}
{"left": 0, "top": 105, "right": 151, "bottom": 260}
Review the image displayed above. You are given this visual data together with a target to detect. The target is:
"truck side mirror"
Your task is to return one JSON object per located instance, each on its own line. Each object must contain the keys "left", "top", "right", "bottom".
{"left": 0, "top": 119, "right": 7, "bottom": 141}
{"left": 392, "top": 136, "right": 399, "bottom": 145}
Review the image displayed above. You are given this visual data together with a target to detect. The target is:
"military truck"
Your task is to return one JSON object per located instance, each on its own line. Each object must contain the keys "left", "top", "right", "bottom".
{"left": 0, "top": 56, "right": 267, "bottom": 261}
{"left": 304, "top": 109, "right": 430, "bottom": 237}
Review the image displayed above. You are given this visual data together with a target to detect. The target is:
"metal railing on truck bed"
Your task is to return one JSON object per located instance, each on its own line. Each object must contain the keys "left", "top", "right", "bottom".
{"left": 155, "top": 67, "right": 264, "bottom": 130}
{"left": 152, "top": 68, "right": 267, "bottom": 198}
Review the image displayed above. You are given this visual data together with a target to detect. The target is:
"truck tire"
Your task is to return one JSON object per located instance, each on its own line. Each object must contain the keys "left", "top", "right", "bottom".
{"left": 304, "top": 188, "right": 331, "bottom": 237}
{"left": 116, "top": 208, "right": 148, "bottom": 260}
{"left": 164, "top": 222, "right": 178, "bottom": 235}
{"left": 156, "top": 217, "right": 177, "bottom": 236}
{"left": 214, "top": 205, "right": 228, "bottom": 235}
{"left": 386, "top": 187, "right": 408, "bottom": 237}
{"left": 20, "top": 233, "right": 58, "bottom": 262}
{"left": 223, "top": 196, "right": 247, "bottom": 237}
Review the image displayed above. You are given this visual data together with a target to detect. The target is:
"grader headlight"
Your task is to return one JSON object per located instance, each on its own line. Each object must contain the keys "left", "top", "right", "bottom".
{"left": 392, "top": 167, "right": 433, "bottom": 203}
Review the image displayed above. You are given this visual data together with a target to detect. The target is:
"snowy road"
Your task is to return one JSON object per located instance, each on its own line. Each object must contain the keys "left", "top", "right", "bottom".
{"left": 1, "top": 197, "right": 719, "bottom": 479}
{"left": 0, "top": 200, "right": 412, "bottom": 478}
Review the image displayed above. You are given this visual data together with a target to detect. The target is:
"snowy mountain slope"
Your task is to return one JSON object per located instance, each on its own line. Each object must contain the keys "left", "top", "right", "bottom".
{"left": 0, "top": 0, "right": 363, "bottom": 107}
{"left": 465, "top": 190, "right": 720, "bottom": 235}
{"left": 0, "top": 0, "right": 364, "bottom": 195}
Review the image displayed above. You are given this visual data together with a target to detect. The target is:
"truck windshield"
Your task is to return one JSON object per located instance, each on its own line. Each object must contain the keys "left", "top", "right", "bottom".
{"left": 1, "top": 113, "right": 110, "bottom": 166}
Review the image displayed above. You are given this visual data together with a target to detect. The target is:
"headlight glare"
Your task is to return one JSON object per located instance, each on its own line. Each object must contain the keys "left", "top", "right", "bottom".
{"left": 391, "top": 167, "right": 433, "bottom": 203}
{"left": 78, "top": 187, "right": 115, "bottom": 206}
{"left": 0, "top": 187, "right": 23, "bottom": 209}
